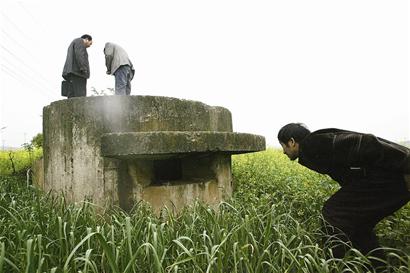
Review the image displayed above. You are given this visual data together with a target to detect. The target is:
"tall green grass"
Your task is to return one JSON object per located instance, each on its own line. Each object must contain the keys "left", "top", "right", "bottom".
{"left": 0, "top": 149, "right": 408, "bottom": 272}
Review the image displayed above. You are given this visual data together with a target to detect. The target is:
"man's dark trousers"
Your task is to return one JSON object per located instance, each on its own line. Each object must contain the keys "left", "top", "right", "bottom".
{"left": 66, "top": 74, "right": 87, "bottom": 98}
{"left": 322, "top": 175, "right": 410, "bottom": 264}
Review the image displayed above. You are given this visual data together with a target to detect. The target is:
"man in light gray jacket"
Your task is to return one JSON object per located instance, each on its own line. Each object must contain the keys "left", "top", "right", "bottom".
{"left": 104, "top": 42, "right": 135, "bottom": 95}
{"left": 62, "top": 34, "right": 92, "bottom": 97}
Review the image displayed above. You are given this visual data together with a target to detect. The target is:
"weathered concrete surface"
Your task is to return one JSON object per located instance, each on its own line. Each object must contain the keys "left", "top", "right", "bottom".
{"left": 42, "top": 95, "right": 265, "bottom": 212}
{"left": 142, "top": 180, "right": 219, "bottom": 212}
{"left": 101, "top": 131, "right": 266, "bottom": 159}
{"left": 32, "top": 157, "right": 44, "bottom": 189}
{"left": 119, "top": 154, "right": 233, "bottom": 213}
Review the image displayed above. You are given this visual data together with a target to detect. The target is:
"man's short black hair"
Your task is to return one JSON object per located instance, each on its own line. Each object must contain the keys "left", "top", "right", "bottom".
{"left": 81, "top": 34, "right": 92, "bottom": 41}
{"left": 277, "top": 123, "right": 310, "bottom": 144}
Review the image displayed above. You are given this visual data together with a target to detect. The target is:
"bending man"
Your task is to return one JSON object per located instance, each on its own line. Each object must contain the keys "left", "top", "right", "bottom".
{"left": 277, "top": 123, "right": 410, "bottom": 265}
{"left": 104, "top": 42, "right": 135, "bottom": 95}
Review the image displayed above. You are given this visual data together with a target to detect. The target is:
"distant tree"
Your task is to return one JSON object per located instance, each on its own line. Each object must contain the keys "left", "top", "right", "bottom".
{"left": 22, "top": 142, "right": 34, "bottom": 164}
{"left": 8, "top": 151, "right": 16, "bottom": 174}
{"left": 31, "top": 133, "right": 43, "bottom": 148}
{"left": 22, "top": 142, "right": 33, "bottom": 152}
{"left": 90, "top": 87, "right": 115, "bottom": 96}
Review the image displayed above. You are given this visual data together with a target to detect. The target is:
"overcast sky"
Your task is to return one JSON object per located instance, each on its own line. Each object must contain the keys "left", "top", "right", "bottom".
{"left": 0, "top": 0, "right": 409, "bottom": 149}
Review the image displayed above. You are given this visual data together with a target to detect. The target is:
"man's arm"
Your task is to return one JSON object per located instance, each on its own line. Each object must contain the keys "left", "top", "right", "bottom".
{"left": 73, "top": 40, "right": 89, "bottom": 76}
{"left": 333, "top": 133, "right": 410, "bottom": 173}
{"left": 105, "top": 55, "right": 113, "bottom": 74}
{"left": 104, "top": 45, "right": 113, "bottom": 74}
{"left": 360, "top": 134, "right": 409, "bottom": 172}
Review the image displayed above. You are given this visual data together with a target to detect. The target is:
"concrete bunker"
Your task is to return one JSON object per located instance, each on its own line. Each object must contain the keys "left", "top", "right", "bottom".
{"left": 39, "top": 96, "right": 265, "bottom": 213}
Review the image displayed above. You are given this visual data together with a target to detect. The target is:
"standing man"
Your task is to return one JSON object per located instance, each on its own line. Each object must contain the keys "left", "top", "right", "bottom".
{"left": 277, "top": 123, "right": 410, "bottom": 268}
{"left": 104, "top": 42, "right": 135, "bottom": 95}
{"left": 62, "top": 34, "right": 92, "bottom": 98}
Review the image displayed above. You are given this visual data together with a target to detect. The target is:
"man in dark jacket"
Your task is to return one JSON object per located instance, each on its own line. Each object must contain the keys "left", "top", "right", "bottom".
{"left": 62, "top": 34, "right": 92, "bottom": 98}
{"left": 277, "top": 123, "right": 410, "bottom": 267}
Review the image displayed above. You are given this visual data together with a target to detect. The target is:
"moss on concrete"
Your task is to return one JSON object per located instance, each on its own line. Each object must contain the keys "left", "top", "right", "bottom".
{"left": 41, "top": 95, "right": 264, "bottom": 212}
{"left": 101, "top": 131, "right": 266, "bottom": 159}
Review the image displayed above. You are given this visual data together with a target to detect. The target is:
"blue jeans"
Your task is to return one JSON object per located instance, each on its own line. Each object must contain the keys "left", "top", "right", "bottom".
{"left": 114, "top": 65, "right": 133, "bottom": 95}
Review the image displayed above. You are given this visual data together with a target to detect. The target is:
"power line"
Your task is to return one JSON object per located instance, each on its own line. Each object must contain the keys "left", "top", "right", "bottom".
{"left": 0, "top": 43, "right": 54, "bottom": 87}
{"left": 1, "top": 54, "right": 56, "bottom": 93}
{"left": 1, "top": 29, "right": 41, "bottom": 63}
{"left": 1, "top": 65, "right": 55, "bottom": 100}
{"left": 18, "top": 2, "right": 39, "bottom": 26}
{"left": 18, "top": 2, "right": 50, "bottom": 38}
{"left": 1, "top": 64, "right": 56, "bottom": 99}
{"left": 1, "top": 12, "right": 36, "bottom": 44}
{"left": 1, "top": 57, "right": 57, "bottom": 97}
{"left": 0, "top": 44, "right": 56, "bottom": 92}
{"left": 0, "top": 10, "right": 58, "bottom": 90}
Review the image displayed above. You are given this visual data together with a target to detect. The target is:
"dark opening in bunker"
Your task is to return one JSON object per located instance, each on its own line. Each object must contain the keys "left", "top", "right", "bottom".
{"left": 153, "top": 158, "right": 182, "bottom": 184}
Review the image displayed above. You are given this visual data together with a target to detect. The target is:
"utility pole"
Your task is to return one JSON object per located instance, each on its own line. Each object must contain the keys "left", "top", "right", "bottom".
{"left": 0, "top": 126, "right": 6, "bottom": 150}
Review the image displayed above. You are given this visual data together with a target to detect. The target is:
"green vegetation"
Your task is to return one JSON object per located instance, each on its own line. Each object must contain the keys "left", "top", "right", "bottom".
{"left": 0, "top": 149, "right": 408, "bottom": 272}
{"left": 31, "top": 133, "right": 43, "bottom": 148}
{"left": 0, "top": 148, "right": 42, "bottom": 175}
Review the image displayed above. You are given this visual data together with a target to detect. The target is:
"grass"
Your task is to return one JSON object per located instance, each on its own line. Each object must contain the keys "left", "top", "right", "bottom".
{"left": 0, "top": 148, "right": 408, "bottom": 272}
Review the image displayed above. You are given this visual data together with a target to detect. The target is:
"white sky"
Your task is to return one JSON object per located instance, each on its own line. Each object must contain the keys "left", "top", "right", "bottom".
{"left": 0, "top": 0, "right": 409, "bottom": 149}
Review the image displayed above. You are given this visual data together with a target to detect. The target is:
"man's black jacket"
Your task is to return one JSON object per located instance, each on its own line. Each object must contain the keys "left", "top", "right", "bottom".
{"left": 62, "top": 38, "right": 90, "bottom": 80}
{"left": 298, "top": 129, "right": 410, "bottom": 186}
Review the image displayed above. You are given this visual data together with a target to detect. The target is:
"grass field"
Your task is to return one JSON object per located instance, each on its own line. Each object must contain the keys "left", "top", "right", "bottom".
{"left": 0, "top": 149, "right": 408, "bottom": 272}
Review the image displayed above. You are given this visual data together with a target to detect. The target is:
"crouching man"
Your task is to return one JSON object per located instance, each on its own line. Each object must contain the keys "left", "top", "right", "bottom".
{"left": 277, "top": 123, "right": 410, "bottom": 269}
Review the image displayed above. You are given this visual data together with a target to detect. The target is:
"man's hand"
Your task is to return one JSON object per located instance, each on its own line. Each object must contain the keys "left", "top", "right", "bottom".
{"left": 106, "top": 71, "right": 111, "bottom": 75}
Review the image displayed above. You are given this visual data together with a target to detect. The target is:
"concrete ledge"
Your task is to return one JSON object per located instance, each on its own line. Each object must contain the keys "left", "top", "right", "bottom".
{"left": 101, "top": 131, "right": 266, "bottom": 159}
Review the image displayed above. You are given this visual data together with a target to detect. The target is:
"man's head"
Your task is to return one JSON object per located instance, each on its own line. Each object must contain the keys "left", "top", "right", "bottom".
{"left": 277, "top": 123, "right": 310, "bottom": 160}
{"left": 81, "top": 34, "right": 93, "bottom": 48}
